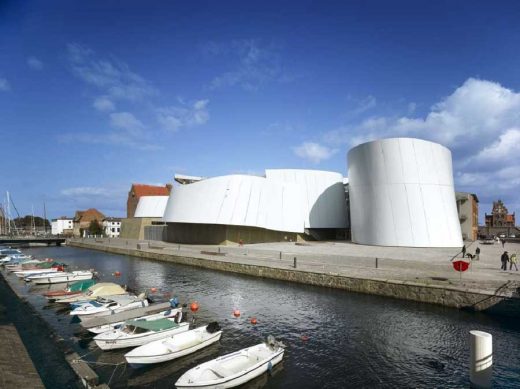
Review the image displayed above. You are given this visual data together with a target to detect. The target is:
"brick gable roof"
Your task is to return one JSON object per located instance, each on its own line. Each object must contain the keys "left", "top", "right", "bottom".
{"left": 130, "top": 184, "right": 171, "bottom": 197}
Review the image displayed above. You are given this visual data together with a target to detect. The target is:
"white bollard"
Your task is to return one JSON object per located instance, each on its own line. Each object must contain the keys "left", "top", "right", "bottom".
{"left": 470, "top": 330, "right": 492, "bottom": 388}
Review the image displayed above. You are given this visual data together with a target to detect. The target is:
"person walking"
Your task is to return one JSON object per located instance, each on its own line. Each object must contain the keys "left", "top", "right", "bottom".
{"left": 475, "top": 246, "right": 481, "bottom": 261}
{"left": 501, "top": 251, "right": 509, "bottom": 271}
{"left": 510, "top": 253, "right": 518, "bottom": 271}
{"left": 462, "top": 245, "right": 466, "bottom": 258}
{"left": 501, "top": 238, "right": 506, "bottom": 248}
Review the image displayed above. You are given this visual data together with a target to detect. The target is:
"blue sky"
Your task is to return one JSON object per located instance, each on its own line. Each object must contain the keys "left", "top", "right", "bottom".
{"left": 1, "top": 0, "right": 520, "bottom": 222}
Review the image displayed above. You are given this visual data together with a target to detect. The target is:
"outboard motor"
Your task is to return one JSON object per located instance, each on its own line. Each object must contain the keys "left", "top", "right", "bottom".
{"left": 206, "top": 322, "right": 221, "bottom": 334}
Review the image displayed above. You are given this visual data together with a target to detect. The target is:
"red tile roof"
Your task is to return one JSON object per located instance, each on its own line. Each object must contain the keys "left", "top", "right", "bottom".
{"left": 131, "top": 184, "right": 171, "bottom": 197}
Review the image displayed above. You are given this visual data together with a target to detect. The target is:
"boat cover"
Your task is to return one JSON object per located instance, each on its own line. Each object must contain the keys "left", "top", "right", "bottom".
{"left": 126, "top": 318, "right": 178, "bottom": 331}
{"left": 69, "top": 279, "right": 96, "bottom": 292}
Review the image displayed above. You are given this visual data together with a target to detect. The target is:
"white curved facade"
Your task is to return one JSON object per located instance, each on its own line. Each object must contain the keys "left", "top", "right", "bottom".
{"left": 162, "top": 170, "right": 348, "bottom": 233}
{"left": 134, "top": 196, "right": 169, "bottom": 218}
{"left": 348, "top": 138, "right": 462, "bottom": 247}
{"left": 266, "top": 169, "right": 347, "bottom": 228}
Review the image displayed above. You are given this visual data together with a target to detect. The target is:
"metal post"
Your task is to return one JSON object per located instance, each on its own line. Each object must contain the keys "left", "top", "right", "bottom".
{"left": 218, "top": 247, "right": 220, "bottom": 254}
{"left": 375, "top": 257, "right": 378, "bottom": 268}
{"left": 470, "top": 330, "right": 492, "bottom": 388}
{"left": 279, "top": 251, "right": 282, "bottom": 260}
{"left": 293, "top": 257, "right": 297, "bottom": 268}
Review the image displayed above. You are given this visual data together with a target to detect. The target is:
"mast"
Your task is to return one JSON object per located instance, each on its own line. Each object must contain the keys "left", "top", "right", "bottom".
{"left": 43, "top": 201, "right": 47, "bottom": 235}
{"left": 31, "top": 205, "right": 36, "bottom": 235}
{"left": 6, "top": 191, "right": 11, "bottom": 235}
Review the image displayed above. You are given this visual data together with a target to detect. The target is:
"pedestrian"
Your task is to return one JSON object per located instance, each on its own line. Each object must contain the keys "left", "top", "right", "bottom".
{"left": 462, "top": 245, "right": 466, "bottom": 257}
{"left": 501, "top": 251, "right": 509, "bottom": 271}
{"left": 501, "top": 238, "right": 505, "bottom": 248}
{"left": 510, "top": 253, "right": 518, "bottom": 271}
{"left": 475, "top": 246, "right": 480, "bottom": 261}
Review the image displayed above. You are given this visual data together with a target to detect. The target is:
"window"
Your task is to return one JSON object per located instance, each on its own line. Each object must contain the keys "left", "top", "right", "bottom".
{"left": 111, "top": 228, "right": 115, "bottom": 232}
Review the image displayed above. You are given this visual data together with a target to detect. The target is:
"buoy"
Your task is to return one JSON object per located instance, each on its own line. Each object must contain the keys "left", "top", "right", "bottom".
{"left": 150, "top": 287, "right": 158, "bottom": 293}
{"left": 301, "top": 335, "right": 310, "bottom": 341}
{"left": 190, "top": 302, "right": 199, "bottom": 312}
{"left": 233, "top": 309, "right": 241, "bottom": 318}
{"left": 250, "top": 317, "right": 257, "bottom": 325}
{"left": 113, "top": 271, "right": 121, "bottom": 277}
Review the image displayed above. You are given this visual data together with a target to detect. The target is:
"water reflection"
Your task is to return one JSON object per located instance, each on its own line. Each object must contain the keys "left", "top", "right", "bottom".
{"left": 16, "top": 246, "right": 520, "bottom": 388}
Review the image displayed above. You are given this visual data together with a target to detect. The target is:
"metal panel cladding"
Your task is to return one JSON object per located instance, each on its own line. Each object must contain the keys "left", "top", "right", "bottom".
{"left": 347, "top": 138, "right": 462, "bottom": 247}
{"left": 162, "top": 175, "right": 305, "bottom": 233}
{"left": 134, "top": 196, "right": 169, "bottom": 218}
{"left": 265, "top": 169, "right": 348, "bottom": 229}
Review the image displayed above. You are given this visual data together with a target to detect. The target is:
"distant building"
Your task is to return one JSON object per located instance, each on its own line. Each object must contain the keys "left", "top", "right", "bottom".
{"left": 73, "top": 208, "right": 106, "bottom": 237}
{"left": 51, "top": 217, "right": 74, "bottom": 236}
{"left": 456, "top": 192, "right": 479, "bottom": 241}
{"left": 102, "top": 217, "right": 122, "bottom": 238}
{"left": 127, "top": 183, "right": 172, "bottom": 218}
{"left": 120, "top": 196, "right": 169, "bottom": 240}
{"left": 485, "top": 200, "right": 515, "bottom": 227}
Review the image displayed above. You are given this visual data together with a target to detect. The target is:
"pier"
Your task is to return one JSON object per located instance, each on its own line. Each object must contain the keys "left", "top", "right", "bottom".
{"left": 69, "top": 237, "right": 520, "bottom": 317}
{"left": 0, "top": 236, "right": 66, "bottom": 246}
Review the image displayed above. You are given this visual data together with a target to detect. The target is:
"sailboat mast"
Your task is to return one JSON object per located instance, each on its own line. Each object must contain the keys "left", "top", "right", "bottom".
{"left": 43, "top": 201, "right": 47, "bottom": 235}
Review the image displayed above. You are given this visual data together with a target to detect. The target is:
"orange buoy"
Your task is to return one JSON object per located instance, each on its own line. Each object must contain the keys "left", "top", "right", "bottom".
{"left": 190, "top": 302, "right": 199, "bottom": 312}
{"left": 113, "top": 271, "right": 121, "bottom": 277}
{"left": 150, "top": 287, "right": 158, "bottom": 293}
{"left": 250, "top": 317, "right": 257, "bottom": 325}
{"left": 233, "top": 309, "right": 241, "bottom": 318}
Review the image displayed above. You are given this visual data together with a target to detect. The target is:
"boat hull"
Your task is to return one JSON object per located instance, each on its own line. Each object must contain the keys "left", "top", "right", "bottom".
{"left": 175, "top": 343, "right": 284, "bottom": 389}
{"left": 125, "top": 328, "right": 222, "bottom": 366}
{"left": 95, "top": 322, "right": 189, "bottom": 350}
{"left": 31, "top": 273, "right": 93, "bottom": 284}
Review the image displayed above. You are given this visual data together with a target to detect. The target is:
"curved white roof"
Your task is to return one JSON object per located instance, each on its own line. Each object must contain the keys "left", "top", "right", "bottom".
{"left": 348, "top": 138, "right": 462, "bottom": 247}
{"left": 162, "top": 169, "right": 348, "bottom": 233}
{"left": 134, "top": 196, "right": 169, "bottom": 218}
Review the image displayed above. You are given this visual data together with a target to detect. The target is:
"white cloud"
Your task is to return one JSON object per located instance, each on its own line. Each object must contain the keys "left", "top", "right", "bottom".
{"left": 27, "top": 57, "right": 43, "bottom": 70}
{"left": 67, "top": 43, "right": 157, "bottom": 101}
{"left": 206, "top": 40, "right": 293, "bottom": 91}
{"left": 0, "top": 78, "right": 10, "bottom": 91}
{"left": 61, "top": 186, "right": 111, "bottom": 197}
{"left": 109, "top": 112, "right": 145, "bottom": 136}
{"left": 157, "top": 99, "right": 210, "bottom": 132}
{"left": 93, "top": 96, "right": 115, "bottom": 112}
{"left": 293, "top": 142, "right": 337, "bottom": 164}
{"left": 320, "top": 77, "right": 520, "bottom": 219}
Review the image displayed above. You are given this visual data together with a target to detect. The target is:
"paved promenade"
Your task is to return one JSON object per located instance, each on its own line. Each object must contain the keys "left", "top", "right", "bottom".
{"left": 73, "top": 237, "right": 520, "bottom": 295}
{"left": 0, "top": 325, "right": 44, "bottom": 389}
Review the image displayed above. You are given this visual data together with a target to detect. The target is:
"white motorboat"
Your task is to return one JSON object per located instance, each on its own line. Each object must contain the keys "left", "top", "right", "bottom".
{"left": 53, "top": 282, "right": 128, "bottom": 304}
{"left": 87, "top": 307, "right": 182, "bottom": 334}
{"left": 27, "top": 270, "right": 94, "bottom": 284}
{"left": 0, "top": 249, "right": 23, "bottom": 263}
{"left": 175, "top": 336, "right": 285, "bottom": 389}
{"left": 125, "top": 322, "right": 222, "bottom": 366}
{"left": 1, "top": 253, "right": 32, "bottom": 263}
{"left": 94, "top": 314, "right": 189, "bottom": 350}
{"left": 69, "top": 294, "right": 149, "bottom": 317}
{"left": 14, "top": 268, "right": 60, "bottom": 278}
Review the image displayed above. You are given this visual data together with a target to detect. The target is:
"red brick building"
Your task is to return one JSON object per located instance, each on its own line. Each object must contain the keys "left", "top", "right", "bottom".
{"left": 485, "top": 200, "right": 515, "bottom": 227}
{"left": 73, "top": 208, "right": 106, "bottom": 237}
{"left": 127, "top": 183, "right": 172, "bottom": 218}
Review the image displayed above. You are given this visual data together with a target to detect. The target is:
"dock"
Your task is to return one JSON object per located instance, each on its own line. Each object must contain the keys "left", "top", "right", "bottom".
{"left": 0, "top": 324, "right": 45, "bottom": 388}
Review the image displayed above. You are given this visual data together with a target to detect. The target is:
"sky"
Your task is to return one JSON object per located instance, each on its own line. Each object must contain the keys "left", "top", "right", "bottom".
{"left": 1, "top": 0, "right": 520, "bottom": 222}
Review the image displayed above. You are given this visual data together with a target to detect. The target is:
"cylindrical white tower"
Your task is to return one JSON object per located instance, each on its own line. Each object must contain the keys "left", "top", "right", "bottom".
{"left": 347, "top": 138, "right": 462, "bottom": 247}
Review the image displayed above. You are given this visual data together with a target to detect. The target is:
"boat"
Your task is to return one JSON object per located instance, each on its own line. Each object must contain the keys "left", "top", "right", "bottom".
{"left": 94, "top": 313, "right": 189, "bottom": 350}
{"left": 175, "top": 336, "right": 285, "bottom": 389}
{"left": 1, "top": 253, "right": 32, "bottom": 264}
{"left": 26, "top": 270, "right": 94, "bottom": 284}
{"left": 87, "top": 306, "right": 182, "bottom": 334}
{"left": 0, "top": 249, "right": 23, "bottom": 263}
{"left": 69, "top": 294, "right": 149, "bottom": 317}
{"left": 125, "top": 322, "right": 222, "bottom": 366}
{"left": 53, "top": 282, "right": 128, "bottom": 304}
{"left": 43, "top": 279, "right": 97, "bottom": 299}
{"left": 14, "top": 267, "right": 62, "bottom": 278}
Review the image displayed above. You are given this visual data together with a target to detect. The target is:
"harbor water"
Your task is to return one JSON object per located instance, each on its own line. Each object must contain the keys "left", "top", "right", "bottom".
{"left": 7, "top": 246, "right": 520, "bottom": 388}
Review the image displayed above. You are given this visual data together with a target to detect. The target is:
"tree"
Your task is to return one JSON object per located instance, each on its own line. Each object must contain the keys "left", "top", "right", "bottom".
{"left": 88, "top": 220, "right": 103, "bottom": 236}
